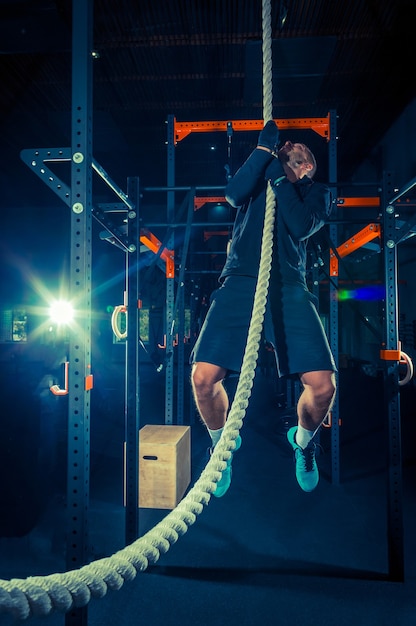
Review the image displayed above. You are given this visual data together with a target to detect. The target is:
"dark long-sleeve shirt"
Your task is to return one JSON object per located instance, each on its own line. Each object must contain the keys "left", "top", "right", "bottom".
{"left": 221, "top": 147, "right": 332, "bottom": 287}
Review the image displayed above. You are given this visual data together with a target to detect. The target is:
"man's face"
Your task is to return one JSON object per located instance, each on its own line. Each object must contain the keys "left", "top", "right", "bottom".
{"left": 278, "top": 142, "right": 312, "bottom": 181}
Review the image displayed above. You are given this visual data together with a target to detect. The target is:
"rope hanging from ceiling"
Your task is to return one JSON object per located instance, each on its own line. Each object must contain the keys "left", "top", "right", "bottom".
{"left": 0, "top": 0, "right": 276, "bottom": 619}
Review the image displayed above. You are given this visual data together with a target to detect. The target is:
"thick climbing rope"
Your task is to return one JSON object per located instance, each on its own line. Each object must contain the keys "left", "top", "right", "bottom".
{"left": 0, "top": 0, "right": 276, "bottom": 620}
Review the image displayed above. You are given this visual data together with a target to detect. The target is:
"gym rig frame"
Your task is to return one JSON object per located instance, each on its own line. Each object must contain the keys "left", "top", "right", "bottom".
{"left": 18, "top": 3, "right": 416, "bottom": 623}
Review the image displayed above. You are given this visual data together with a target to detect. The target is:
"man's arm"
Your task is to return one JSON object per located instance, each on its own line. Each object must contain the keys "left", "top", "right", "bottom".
{"left": 225, "top": 120, "right": 283, "bottom": 208}
{"left": 272, "top": 179, "right": 332, "bottom": 240}
{"left": 225, "top": 148, "right": 274, "bottom": 208}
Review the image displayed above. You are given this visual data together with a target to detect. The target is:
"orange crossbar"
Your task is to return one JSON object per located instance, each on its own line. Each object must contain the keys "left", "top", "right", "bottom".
{"left": 196, "top": 194, "right": 381, "bottom": 211}
{"left": 337, "top": 197, "right": 380, "bottom": 208}
{"left": 140, "top": 228, "right": 175, "bottom": 278}
{"left": 330, "top": 223, "right": 381, "bottom": 276}
{"left": 204, "top": 230, "right": 229, "bottom": 241}
{"left": 174, "top": 115, "right": 331, "bottom": 143}
{"left": 194, "top": 196, "right": 227, "bottom": 211}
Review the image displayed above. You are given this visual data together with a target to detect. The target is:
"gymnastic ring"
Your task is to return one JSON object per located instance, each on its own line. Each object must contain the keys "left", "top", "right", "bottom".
{"left": 399, "top": 351, "right": 413, "bottom": 387}
{"left": 111, "top": 305, "right": 127, "bottom": 340}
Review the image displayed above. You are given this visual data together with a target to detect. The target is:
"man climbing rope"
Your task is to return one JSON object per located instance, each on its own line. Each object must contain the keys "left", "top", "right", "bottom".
{"left": 191, "top": 120, "right": 337, "bottom": 496}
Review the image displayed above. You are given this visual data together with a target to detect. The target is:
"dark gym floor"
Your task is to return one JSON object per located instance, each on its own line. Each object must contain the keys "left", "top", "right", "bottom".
{"left": 1, "top": 360, "right": 416, "bottom": 626}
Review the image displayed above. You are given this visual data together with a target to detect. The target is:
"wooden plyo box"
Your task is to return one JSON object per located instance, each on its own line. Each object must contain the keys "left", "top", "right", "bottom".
{"left": 139, "top": 425, "right": 191, "bottom": 509}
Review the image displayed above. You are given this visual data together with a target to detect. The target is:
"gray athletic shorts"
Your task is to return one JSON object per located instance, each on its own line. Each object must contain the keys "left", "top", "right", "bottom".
{"left": 190, "top": 275, "right": 336, "bottom": 377}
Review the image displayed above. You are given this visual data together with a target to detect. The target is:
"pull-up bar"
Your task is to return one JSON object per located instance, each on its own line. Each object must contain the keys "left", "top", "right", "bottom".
{"left": 174, "top": 115, "right": 331, "bottom": 143}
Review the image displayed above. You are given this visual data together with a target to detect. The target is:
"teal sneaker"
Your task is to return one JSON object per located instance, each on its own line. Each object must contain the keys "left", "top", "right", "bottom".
{"left": 287, "top": 426, "right": 319, "bottom": 492}
{"left": 211, "top": 435, "right": 242, "bottom": 498}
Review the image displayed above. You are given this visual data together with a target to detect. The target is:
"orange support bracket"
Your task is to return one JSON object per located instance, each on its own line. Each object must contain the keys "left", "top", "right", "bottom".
{"left": 140, "top": 228, "right": 175, "bottom": 278}
{"left": 174, "top": 115, "right": 331, "bottom": 144}
{"left": 158, "top": 334, "right": 179, "bottom": 349}
{"left": 50, "top": 361, "right": 69, "bottom": 396}
{"left": 380, "top": 349, "right": 402, "bottom": 361}
{"left": 380, "top": 342, "right": 402, "bottom": 362}
{"left": 330, "top": 223, "right": 381, "bottom": 277}
{"left": 50, "top": 362, "right": 94, "bottom": 395}
{"left": 321, "top": 411, "right": 342, "bottom": 428}
{"left": 194, "top": 196, "right": 227, "bottom": 211}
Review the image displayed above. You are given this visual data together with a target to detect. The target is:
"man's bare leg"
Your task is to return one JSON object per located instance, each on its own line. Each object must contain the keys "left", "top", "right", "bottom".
{"left": 287, "top": 370, "right": 336, "bottom": 492}
{"left": 191, "top": 362, "right": 228, "bottom": 430}
{"left": 297, "top": 370, "right": 336, "bottom": 436}
{"left": 191, "top": 361, "right": 241, "bottom": 497}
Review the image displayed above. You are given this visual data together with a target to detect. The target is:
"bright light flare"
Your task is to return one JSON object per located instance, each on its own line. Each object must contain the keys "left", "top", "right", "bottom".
{"left": 48, "top": 300, "right": 75, "bottom": 325}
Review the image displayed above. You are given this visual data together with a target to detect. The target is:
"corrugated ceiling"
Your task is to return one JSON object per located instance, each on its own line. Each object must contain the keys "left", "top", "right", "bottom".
{"left": 0, "top": 0, "right": 414, "bottom": 201}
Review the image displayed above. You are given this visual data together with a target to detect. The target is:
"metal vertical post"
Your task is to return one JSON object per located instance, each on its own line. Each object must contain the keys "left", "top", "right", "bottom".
{"left": 176, "top": 281, "right": 185, "bottom": 424}
{"left": 66, "top": 1, "right": 93, "bottom": 624}
{"left": 382, "top": 171, "right": 404, "bottom": 581}
{"left": 165, "top": 115, "right": 176, "bottom": 424}
{"left": 311, "top": 262, "right": 320, "bottom": 301}
{"left": 176, "top": 190, "right": 194, "bottom": 424}
{"left": 125, "top": 177, "right": 140, "bottom": 543}
{"left": 328, "top": 110, "right": 340, "bottom": 485}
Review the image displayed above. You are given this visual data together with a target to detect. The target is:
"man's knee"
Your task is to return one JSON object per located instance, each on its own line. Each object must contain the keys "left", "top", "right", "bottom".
{"left": 321, "top": 378, "right": 336, "bottom": 407}
{"left": 191, "top": 362, "right": 226, "bottom": 396}
{"left": 320, "top": 376, "right": 336, "bottom": 411}
{"left": 301, "top": 371, "right": 336, "bottom": 406}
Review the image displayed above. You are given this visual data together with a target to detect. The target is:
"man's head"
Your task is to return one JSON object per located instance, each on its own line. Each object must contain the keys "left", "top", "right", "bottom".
{"left": 278, "top": 141, "right": 317, "bottom": 182}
